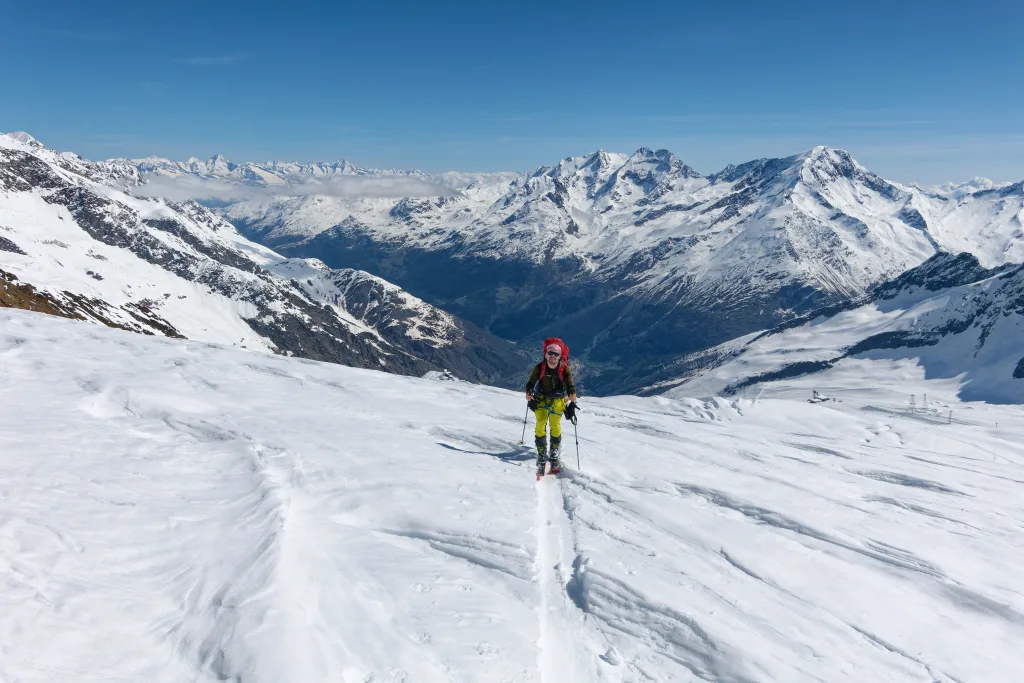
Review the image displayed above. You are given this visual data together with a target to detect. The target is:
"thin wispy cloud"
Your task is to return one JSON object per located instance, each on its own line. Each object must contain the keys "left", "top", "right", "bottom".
{"left": 175, "top": 53, "right": 249, "bottom": 66}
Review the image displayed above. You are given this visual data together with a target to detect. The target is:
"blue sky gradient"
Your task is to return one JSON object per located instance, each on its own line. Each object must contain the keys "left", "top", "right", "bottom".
{"left": 2, "top": 0, "right": 1022, "bottom": 182}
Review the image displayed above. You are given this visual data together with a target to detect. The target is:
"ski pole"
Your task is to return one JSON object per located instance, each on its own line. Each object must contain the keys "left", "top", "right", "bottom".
{"left": 519, "top": 404, "right": 529, "bottom": 444}
{"left": 572, "top": 414, "right": 581, "bottom": 470}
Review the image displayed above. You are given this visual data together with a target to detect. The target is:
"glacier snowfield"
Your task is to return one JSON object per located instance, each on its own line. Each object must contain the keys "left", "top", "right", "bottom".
{"left": 2, "top": 309, "right": 1023, "bottom": 682}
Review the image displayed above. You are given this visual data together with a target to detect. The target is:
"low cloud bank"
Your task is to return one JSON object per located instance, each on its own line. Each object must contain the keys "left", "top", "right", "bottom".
{"left": 132, "top": 175, "right": 456, "bottom": 203}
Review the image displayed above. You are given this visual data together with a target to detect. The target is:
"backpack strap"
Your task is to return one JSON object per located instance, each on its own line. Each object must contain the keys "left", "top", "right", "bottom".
{"left": 534, "top": 361, "right": 569, "bottom": 397}
{"left": 532, "top": 362, "right": 545, "bottom": 396}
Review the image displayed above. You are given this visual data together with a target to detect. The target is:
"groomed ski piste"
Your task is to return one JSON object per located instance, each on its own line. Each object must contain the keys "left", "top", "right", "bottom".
{"left": 2, "top": 308, "right": 1023, "bottom": 682}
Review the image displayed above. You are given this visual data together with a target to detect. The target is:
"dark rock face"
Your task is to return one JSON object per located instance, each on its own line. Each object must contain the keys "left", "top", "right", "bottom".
{"left": 1, "top": 267, "right": 184, "bottom": 337}
{"left": 973, "top": 181, "right": 1024, "bottom": 198}
{"left": 874, "top": 252, "right": 1009, "bottom": 298}
{"left": 726, "top": 360, "right": 836, "bottom": 394}
{"left": 897, "top": 207, "right": 928, "bottom": 231}
{"left": 0, "top": 150, "right": 69, "bottom": 191}
{"left": 0, "top": 236, "right": 27, "bottom": 255}
{"left": 144, "top": 213, "right": 267, "bottom": 275}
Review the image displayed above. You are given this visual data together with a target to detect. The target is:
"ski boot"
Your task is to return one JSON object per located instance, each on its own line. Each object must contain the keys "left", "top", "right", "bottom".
{"left": 548, "top": 435, "right": 562, "bottom": 475}
{"left": 535, "top": 436, "right": 548, "bottom": 480}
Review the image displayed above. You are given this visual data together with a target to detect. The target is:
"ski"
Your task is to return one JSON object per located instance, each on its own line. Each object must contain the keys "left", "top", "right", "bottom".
{"left": 536, "top": 465, "right": 561, "bottom": 480}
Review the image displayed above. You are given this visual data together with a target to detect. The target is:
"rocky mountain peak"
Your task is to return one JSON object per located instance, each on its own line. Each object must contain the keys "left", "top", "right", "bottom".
{"left": 207, "top": 154, "right": 235, "bottom": 173}
{"left": 798, "top": 146, "right": 859, "bottom": 183}
{"left": 5, "top": 131, "right": 43, "bottom": 148}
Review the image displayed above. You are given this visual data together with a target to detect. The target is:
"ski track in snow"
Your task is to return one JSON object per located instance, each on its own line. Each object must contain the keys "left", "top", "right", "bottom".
{"left": 2, "top": 309, "right": 1024, "bottom": 682}
{"left": 534, "top": 472, "right": 601, "bottom": 683}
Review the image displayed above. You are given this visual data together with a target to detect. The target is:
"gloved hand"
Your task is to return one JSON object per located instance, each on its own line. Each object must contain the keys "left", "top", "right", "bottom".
{"left": 564, "top": 400, "right": 577, "bottom": 422}
{"left": 527, "top": 398, "right": 537, "bottom": 412}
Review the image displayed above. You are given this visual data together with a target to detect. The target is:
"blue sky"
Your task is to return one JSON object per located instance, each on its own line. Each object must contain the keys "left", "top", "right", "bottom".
{"left": 2, "top": 0, "right": 1022, "bottom": 183}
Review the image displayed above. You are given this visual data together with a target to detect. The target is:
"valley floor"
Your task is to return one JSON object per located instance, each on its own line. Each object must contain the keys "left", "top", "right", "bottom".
{"left": 1, "top": 309, "right": 1022, "bottom": 682}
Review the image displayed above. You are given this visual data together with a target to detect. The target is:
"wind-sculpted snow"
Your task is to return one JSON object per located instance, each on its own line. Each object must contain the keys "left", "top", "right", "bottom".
{"left": 2, "top": 308, "right": 1023, "bottom": 682}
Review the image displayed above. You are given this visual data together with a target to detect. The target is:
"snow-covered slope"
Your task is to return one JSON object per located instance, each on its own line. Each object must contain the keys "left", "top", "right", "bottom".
{"left": 3, "top": 307, "right": 1023, "bottom": 682}
{"left": 654, "top": 252, "right": 1024, "bottom": 404}
{"left": 153, "top": 145, "right": 1024, "bottom": 394}
{"left": 0, "top": 132, "right": 527, "bottom": 384}
{"left": 911, "top": 180, "right": 1024, "bottom": 266}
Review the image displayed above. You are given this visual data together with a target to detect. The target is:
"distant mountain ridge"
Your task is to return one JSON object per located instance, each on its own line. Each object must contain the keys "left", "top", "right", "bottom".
{"left": 0, "top": 132, "right": 528, "bottom": 384}
{"left": 133, "top": 153, "right": 374, "bottom": 185}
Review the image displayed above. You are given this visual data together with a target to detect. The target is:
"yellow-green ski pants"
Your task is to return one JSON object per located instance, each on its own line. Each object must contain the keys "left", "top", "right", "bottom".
{"left": 534, "top": 397, "right": 566, "bottom": 439}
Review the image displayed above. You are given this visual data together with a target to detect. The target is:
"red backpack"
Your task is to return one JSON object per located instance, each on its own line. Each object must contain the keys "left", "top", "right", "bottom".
{"left": 538, "top": 337, "right": 570, "bottom": 382}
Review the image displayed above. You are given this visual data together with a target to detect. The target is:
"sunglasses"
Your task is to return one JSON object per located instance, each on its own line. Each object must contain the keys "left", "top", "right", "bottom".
{"left": 546, "top": 351, "right": 561, "bottom": 357}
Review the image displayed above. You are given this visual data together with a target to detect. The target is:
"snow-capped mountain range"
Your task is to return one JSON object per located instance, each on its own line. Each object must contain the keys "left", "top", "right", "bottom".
{"left": 127, "top": 151, "right": 521, "bottom": 191}
{"left": 7, "top": 131, "right": 1022, "bottom": 397}
{"left": 130, "top": 144, "right": 1024, "bottom": 394}
{"left": 133, "top": 153, "right": 364, "bottom": 184}
{"left": 0, "top": 132, "right": 527, "bottom": 383}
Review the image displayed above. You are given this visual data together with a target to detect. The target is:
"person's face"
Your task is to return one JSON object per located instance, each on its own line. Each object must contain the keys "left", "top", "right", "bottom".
{"left": 545, "top": 349, "right": 561, "bottom": 367}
